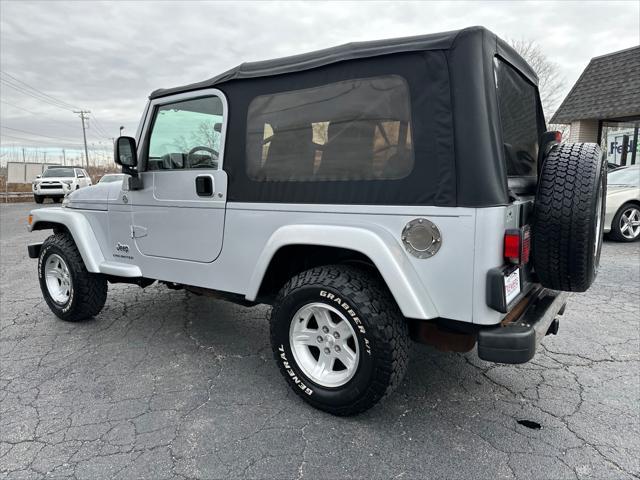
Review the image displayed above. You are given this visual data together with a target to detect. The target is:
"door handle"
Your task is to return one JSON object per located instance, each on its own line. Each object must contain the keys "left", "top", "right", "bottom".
{"left": 195, "top": 175, "right": 214, "bottom": 197}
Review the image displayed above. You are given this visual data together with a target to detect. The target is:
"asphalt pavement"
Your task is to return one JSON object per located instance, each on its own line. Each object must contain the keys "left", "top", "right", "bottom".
{"left": 1, "top": 203, "right": 639, "bottom": 479}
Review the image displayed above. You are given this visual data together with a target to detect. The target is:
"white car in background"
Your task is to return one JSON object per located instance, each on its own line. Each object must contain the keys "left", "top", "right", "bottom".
{"left": 32, "top": 166, "right": 92, "bottom": 204}
{"left": 604, "top": 165, "right": 640, "bottom": 241}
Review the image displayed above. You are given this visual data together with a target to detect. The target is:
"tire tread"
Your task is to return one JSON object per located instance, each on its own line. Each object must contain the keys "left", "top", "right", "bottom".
{"left": 533, "top": 142, "right": 605, "bottom": 292}
{"left": 40, "top": 232, "right": 107, "bottom": 321}
{"left": 270, "top": 265, "right": 410, "bottom": 416}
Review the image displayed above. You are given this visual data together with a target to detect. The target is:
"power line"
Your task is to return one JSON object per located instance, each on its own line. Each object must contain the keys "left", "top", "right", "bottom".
{"left": 0, "top": 80, "right": 77, "bottom": 112}
{"left": 89, "top": 113, "right": 112, "bottom": 138}
{"left": 0, "top": 133, "right": 84, "bottom": 147}
{"left": 0, "top": 72, "right": 80, "bottom": 110}
{"left": 0, "top": 100, "right": 83, "bottom": 130}
{"left": 1, "top": 73, "right": 115, "bottom": 155}
{"left": 1, "top": 125, "right": 79, "bottom": 142}
{"left": 1, "top": 71, "right": 80, "bottom": 108}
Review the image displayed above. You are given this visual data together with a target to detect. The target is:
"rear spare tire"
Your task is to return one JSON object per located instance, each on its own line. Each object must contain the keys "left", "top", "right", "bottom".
{"left": 532, "top": 143, "right": 606, "bottom": 292}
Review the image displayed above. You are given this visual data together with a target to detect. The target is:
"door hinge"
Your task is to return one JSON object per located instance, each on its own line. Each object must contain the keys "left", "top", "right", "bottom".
{"left": 131, "top": 225, "right": 148, "bottom": 239}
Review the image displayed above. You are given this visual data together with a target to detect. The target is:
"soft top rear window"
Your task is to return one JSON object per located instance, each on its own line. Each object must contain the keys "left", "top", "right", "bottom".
{"left": 494, "top": 57, "right": 541, "bottom": 182}
{"left": 245, "top": 75, "right": 414, "bottom": 182}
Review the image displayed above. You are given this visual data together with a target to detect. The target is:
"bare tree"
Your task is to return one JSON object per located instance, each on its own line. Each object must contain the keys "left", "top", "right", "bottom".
{"left": 509, "top": 39, "right": 565, "bottom": 123}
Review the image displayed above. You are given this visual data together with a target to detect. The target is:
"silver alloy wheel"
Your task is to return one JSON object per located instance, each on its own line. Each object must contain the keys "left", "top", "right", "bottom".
{"left": 289, "top": 302, "right": 360, "bottom": 388}
{"left": 44, "top": 254, "right": 72, "bottom": 304}
{"left": 620, "top": 206, "right": 640, "bottom": 240}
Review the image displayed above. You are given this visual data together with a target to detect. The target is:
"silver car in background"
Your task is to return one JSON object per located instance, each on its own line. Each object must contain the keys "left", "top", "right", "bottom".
{"left": 604, "top": 165, "right": 640, "bottom": 241}
{"left": 97, "top": 173, "right": 126, "bottom": 184}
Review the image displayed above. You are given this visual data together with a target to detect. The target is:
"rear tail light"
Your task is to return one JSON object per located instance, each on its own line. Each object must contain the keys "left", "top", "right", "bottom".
{"left": 554, "top": 130, "right": 562, "bottom": 143}
{"left": 504, "top": 225, "right": 531, "bottom": 265}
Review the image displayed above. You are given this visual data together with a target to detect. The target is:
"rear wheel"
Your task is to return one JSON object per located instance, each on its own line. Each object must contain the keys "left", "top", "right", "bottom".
{"left": 610, "top": 203, "right": 640, "bottom": 242}
{"left": 270, "top": 265, "right": 410, "bottom": 416}
{"left": 533, "top": 142, "right": 606, "bottom": 292}
{"left": 38, "top": 232, "right": 107, "bottom": 321}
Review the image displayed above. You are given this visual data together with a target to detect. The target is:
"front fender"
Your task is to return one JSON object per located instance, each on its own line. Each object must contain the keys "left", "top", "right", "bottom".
{"left": 246, "top": 224, "right": 438, "bottom": 320}
{"left": 29, "top": 207, "right": 104, "bottom": 273}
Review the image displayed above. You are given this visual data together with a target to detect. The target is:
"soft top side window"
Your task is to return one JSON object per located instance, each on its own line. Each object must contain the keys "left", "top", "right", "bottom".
{"left": 494, "top": 57, "right": 542, "bottom": 181}
{"left": 146, "top": 96, "right": 224, "bottom": 171}
{"left": 246, "top": 75, "right": 414, "bottom": 182}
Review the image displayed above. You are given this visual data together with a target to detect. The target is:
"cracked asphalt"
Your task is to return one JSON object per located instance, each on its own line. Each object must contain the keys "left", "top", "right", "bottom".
{"left": 1, "top": 202, "right": 639, "bottom": 480}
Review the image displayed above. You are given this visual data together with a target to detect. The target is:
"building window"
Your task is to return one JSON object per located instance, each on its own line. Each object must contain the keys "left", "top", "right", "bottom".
{"left": 246, "top": 75, "right": 414, "bottom": 181}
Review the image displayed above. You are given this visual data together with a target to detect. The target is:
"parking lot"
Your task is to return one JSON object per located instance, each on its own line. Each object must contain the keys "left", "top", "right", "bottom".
{"left": 0, "top": 202, "right": 638, "bottom": 479}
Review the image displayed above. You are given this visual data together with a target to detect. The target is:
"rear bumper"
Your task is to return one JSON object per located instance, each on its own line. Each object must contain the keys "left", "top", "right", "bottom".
{"left": 477, "top": 288, "right": 569, "bottom": 364}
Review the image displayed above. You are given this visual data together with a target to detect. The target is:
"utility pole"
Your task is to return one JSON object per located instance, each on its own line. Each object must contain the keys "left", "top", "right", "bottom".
{"left": 74, "top": 110, "right": 91, "bottom": 168}
{"left": 62, "top": 149, "right": 66, "bottom": 165}
{"left": 22, "top": 148, "right": 25, "bottom": 163}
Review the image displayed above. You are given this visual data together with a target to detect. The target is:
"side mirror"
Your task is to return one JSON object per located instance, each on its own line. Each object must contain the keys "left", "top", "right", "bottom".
{"left": 115, "top": 136, "right": 143, "bottom": 190}
{"left": 115, "top": 136, "right": 138, "bottom": 168}
{"left": 36, "top": 174, "right": 41, "bottom": 179}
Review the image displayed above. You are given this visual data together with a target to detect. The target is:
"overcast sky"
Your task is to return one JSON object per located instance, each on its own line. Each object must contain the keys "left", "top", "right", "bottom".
{"left": 1, "top": 0, "right": 638, "bottom": 161}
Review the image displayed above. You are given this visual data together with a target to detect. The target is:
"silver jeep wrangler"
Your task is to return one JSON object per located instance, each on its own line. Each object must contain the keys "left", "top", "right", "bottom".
{"left": 28, "top": 27, "right": 606, "bottom": 416}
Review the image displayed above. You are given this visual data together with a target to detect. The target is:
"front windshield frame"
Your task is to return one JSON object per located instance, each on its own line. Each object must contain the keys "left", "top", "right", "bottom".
{"left": 42, "top": 168, "right": 75, "bottom": 178}
{"left": 138, "top": 88, "right": 229, "bottom": 173}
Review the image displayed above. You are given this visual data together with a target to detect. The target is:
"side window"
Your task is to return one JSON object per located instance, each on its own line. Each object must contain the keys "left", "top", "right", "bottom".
{"left": 246, "top": 75, "right": 413, "bottom": 181}
{"left": 146, "top": 96, "right": 224, "bottom": 171}
{"left": 494, "top": 58, "right": 541, "bottom": 177}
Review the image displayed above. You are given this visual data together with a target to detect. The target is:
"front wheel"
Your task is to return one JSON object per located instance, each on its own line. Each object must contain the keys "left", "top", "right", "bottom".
{"left": 270, "top": 265, "right": 410, "bottom": 416}
{"left": 38, "top": 232, "right": 108, "bottom": 321}
{"left": 610, "top": 203, "right": 640, "bottom": 242}
{"left": 34, "top": 195, "right": 44, "bottom": 204}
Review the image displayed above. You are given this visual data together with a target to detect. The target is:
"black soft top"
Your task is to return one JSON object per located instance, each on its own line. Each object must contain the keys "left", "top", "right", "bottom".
{"left": 150, "top": 26, "right": 537, "bottom": 100}
{"left": 146, "top": 27, "right": 542, "bottom": 208}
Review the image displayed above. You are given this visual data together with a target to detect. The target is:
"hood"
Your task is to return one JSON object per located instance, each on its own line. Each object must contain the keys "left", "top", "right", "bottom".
{"left": 66, "top": 182, "right": 122, "bottom": 211}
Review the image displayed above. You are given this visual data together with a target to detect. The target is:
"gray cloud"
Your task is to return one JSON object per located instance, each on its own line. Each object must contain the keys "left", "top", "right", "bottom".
{"left": 1, "top": 0, "right": 638, "bottom": 160}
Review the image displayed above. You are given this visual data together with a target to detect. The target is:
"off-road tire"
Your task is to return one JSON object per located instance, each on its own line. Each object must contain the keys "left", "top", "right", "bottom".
{"left": 34, "top": 195, "right": 43, "bottom": 204}
{"left": 38, "top": 232, "right": 108, "bottom": 321}
{"left": 533, "top": 143, "right": 606, "bottom": 292}
{"left": 270, "top": 265, "right": 410, "bottom": 416}
{"left": 52, "top": 197, "right": 61, "bottom": 203}
{"left": 610, "top": 202, "right": 640, "bottom": 242}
